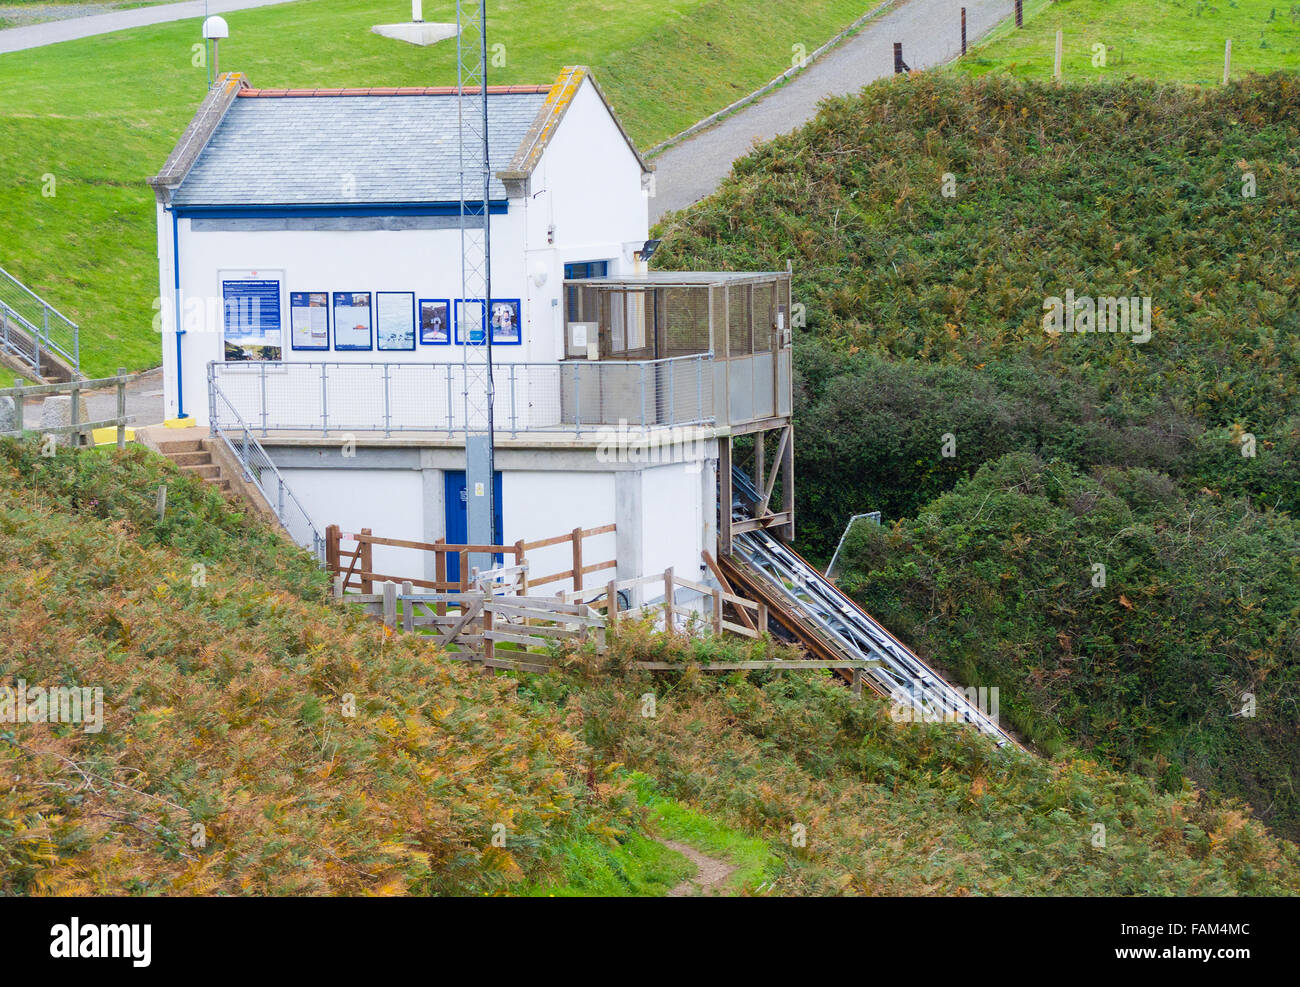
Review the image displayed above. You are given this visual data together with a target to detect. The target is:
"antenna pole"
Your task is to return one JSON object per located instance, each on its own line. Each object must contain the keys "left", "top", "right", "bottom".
{"left": 456, "top": 0, "right": 496, "bottom": 572}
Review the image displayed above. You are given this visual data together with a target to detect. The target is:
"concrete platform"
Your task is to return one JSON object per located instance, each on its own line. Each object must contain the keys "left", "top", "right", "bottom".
{"left": 371, "top": 22, "right": 458, "bottom": 46}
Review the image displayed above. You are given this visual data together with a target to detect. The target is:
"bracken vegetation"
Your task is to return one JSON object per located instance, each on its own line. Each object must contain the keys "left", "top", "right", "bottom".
{"left": 654, "top": 74, "right": 1300, "bottom": 837}
{"left": 5, "top": 440, "right": 1298, "bottom": 894}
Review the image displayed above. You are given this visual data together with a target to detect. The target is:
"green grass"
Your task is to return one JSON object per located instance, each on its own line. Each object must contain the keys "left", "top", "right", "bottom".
{"left": 521, "top": 831, "right": 695, "bottom": 896}
{"left": 629, "top": 772, "right": 779, "bottom": 892}
{"left": 957, "top": 0, "right": 1300, "bottom": 83}
{"left": 0, "top": 0, "right": 883, "bottom": 378}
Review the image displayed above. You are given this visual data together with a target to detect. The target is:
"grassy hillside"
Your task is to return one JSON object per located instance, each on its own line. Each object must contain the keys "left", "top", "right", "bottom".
{"left": 6, "top": 438, "right": 1298, "bottom": 893}
{"left": 959, "top": 0, "right": 1300, "bottom": 84}
{"left": 654, "top": 73, "right": 1300, "bottom": 835}
{"left": 0, "top": 0, "right": 883, "bottom": 377}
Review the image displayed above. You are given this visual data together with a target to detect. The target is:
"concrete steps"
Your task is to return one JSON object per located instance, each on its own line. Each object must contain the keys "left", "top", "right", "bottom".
{"left": 154, "top": 435, "right": 232, "bottom": 493}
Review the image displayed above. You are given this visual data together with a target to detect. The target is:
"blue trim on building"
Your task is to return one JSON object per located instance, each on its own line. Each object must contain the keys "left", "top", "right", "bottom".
{"left": 173, "top": 201, "right": 508, "bottom": 219}
{"left": 170, "top": 206, "right": 186, "bottom": 419}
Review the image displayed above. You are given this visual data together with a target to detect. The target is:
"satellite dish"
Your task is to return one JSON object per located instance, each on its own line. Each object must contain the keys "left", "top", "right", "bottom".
{"left": 202, "top": 16, "right": 229, "bottom": 39}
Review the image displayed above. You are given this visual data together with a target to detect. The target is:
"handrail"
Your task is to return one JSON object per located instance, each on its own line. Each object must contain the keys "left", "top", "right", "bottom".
{"left": 0, "top": 265, "right": 79, "bottom": 328}
{"left": 208, "top": 375, "right": 325, "bottom": 562}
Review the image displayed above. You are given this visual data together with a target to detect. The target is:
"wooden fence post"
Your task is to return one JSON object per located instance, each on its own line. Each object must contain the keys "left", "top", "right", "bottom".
{"left": 571, "top": 527, "right": 584, "bottom": 593}
{"left": 663, "top": 567, "right": 675, "bottom": 633}
{"left": 514, "top": 539, "right": 527, "bottom": 596}
{"left": 712, "top": 588, "right": 723, "bottom": 634}
{"left": 401, "top": 580, "right": 414, "bottom": 633}
{"left": 757, "top": 602, "right": 768, "bottom": 636}
{"left": 961, "top": 7, "right": 966, "bottom": 56}
{"left": 458, "top": 550, "right": 469, "bottom": 591}
{"left": 360, "top": 528, "right": 374, "bottom": 594}
{"left": 13, "top": 377, "right": 23, "bottom": 434}
{"left": 483, "top": 601, "right": 495, "bottom": 671}
{"left": 116, "top": 367, "right": 127, "bottom": 450}
{"left": 1053, "top": 29, "right": 1063, "bottom": 79}
{"left": 434, "top": 537, "right": 447, "bottom": 615}
{"left": 893, "top": 42, "right": 905, "bottom": 74}
{"left": 1015, "top": 0, "right": 1022, "bottom": 28}
{"left": 333, "top": 574, "right": 343, "bottom": 599}
{"left": 852, "top": 666, "right": 863, "bottom": 697}
{"left": 606, "top": 579, "right": 618, "bottom": 628}
{"left": 382, "top": 580, "right": 397, "bottom": 630}
{"left": 1223, "top": 39, "right": 1232, "bottom": 85}
{"left": 325, "top": 524, "right": 340, "bottom": 576}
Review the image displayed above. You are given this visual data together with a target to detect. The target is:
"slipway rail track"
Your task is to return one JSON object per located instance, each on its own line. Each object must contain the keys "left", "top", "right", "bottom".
{"left": 722, "top": 468, "right": 1020, "bottom": 750}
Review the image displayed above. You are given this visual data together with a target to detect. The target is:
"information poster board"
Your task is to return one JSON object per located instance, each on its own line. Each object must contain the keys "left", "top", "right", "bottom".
{"left": 455, "top": 298, "right": 487, "bottom": 345}
{"left": 419, "top": 298, "right": 451, "bottom": 345}
{"left": 376, "top": 292, "right": 416, "bottom": 351}
{"left": 489, "top": 299, "right": 522, "bottom": 345}
{"left": 332, "top": 291, "right": 373, "bottom": 350}
{"left": 289, "top": 291, "right": 329, "bottom": 350}
{"left": 222, "top": 277, "right": 282, "bottom": 361}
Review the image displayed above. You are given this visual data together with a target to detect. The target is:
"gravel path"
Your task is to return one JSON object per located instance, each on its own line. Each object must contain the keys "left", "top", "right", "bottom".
{"left": 0, "top": 0, "right": 296, "bottom": 53}
{"left": 650, "top": 0, "right": 1012, "bottom": 222}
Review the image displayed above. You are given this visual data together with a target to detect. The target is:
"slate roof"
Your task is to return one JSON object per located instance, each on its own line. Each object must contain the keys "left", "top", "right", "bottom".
{"left": 169, "top": 86, "right": 551, "bottom": 207}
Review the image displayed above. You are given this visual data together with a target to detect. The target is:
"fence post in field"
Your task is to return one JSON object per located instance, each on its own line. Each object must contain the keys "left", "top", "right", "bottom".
{"left": 13, "top": 377, "right": 23, "bottom": 433}
{"left": 571, "top": 527, "right": 584, "bottom": 592}
{"left": 483, "top": 601, "right": 495, "bottom": 670}
{"left": 893, "top": 42, "right": 905, "bottom": 74}
{"left": 434, "top": 537, "right": 447, "bottom": 615}
{"left": 1053, "top": 30, "right": 1063, "bottom": 79}
{"left": 712, "top": 588, "right": 723, "bottom": 634}
{"left": 606, "top": 579, "right": 618, "bottom": 628}
{"left": 1015, "top": 0, "right": 1022, "bottom": 28}
{"left": 852, "top": 666, "right": 863, "bottom": 697}
{"left": 116, "top": 367, "right": 127, "bottom": 449}
{"left": 663, "top": 567, "right": 675, "bottom": 633}
{"left": 757, "top": 602, "right": 768, "bottom": 636}
{"left": 333, "top": 574, "right": 343, "bottom": 599}
{"left": 961, "top": 8, "right": 967, "bottom": 56}
{"left": 401, "top": 580, "right": 414, "bottom": 633}
{"left": 458, "top": 550, "right": 469, "bottom": 591}
{"left": 360, "top": 528, "right": 374, "bottom": 594}
{"left": 1223, "top": 39, "right": 1232, "bottom": 84}
{"left": 382, "top": 581, "right": 397, "bottom": 630}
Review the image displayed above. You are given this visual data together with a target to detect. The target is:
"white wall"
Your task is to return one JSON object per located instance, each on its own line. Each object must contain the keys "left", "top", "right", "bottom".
{"left": 278, "top": 465, "right": 424, "bottom": 578}
{"left": 161, "top": 77, "right": 653, "bottom": 427}
{"left": 501, "top": 469, "right": 617, "bottom": 593}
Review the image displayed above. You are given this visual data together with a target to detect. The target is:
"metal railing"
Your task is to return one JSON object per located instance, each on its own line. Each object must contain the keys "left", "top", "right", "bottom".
{"left": 208, "top": 354, "right": 716, "bottom": 437}
{"left": 0, "top": 265, "right": 79, "bottom": 377}
{"left": 210, "top": 382, "right": 325, "bottom": 561}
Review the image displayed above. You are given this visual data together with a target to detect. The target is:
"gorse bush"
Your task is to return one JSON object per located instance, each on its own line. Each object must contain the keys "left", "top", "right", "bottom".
{"left": 837, "top": 453, "right": 1300, "bottom": 838}
{"left": 655, "top": 72, "right": 1300, "bottom": 839}
{"left": 657, "top": 73, "right": 1300, "bottom": 532}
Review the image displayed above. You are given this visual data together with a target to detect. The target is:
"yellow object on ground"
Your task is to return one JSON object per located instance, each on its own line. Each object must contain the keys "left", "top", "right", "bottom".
{"left": 163, "top": 417, "right": 196, "bottom": 429}
{"left": 92, "top": 426, "right": 136, "bottom": 445}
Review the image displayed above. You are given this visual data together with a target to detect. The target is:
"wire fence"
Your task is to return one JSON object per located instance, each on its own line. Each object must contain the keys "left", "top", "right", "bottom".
{"left": 0, "top": 265, "right": 79, "bottom": 376}
{"left": 209, "top": 354, "right": 716, "bottom": 437}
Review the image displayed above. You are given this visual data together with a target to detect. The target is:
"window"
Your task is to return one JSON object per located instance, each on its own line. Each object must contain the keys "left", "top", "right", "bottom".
{"left": 565, "top": 260, "right": 609, "bottom": 325}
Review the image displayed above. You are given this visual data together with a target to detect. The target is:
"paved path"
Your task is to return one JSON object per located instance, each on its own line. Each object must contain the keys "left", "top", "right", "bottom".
{"left": 650, "top": 0, "right": 1011, "bottom": 222}
{"left": 0, "top": 0, "right": 294, "bottom": 54}
{"left": 20, "top": 367, "right": 165, "bottom": 429}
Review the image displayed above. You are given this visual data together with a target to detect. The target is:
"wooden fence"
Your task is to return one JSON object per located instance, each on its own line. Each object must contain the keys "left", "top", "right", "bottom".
{"left": 561, "top": 566, "right": 767, "bottom": 640}
{"left": 1, "top": 370, "right": 135, "bottom": 447}
{"left": 325, "top": 522, "right": 616, "bottom": 596}
{"left": 334, "top": 572, "right": 606, "bottom": 673}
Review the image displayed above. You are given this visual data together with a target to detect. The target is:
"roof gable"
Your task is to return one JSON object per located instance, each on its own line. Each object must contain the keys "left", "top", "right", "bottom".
{"left": 152, "top": 68, "right": 648, "bottom": 210}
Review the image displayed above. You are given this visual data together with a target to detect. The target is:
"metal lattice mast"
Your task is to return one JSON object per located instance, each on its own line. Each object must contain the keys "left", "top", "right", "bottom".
{"left": 456, "top": 0, "right": 496, "bottom": 570}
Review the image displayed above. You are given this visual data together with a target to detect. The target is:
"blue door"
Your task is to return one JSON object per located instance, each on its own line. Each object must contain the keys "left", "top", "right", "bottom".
{"left": 444, "top": 470, "right": 503, "bottom": 583}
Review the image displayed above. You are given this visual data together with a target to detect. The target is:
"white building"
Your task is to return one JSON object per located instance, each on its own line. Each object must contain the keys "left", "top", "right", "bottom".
{"left": 148, "top": 67, "right": 794, "bottom": 596}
